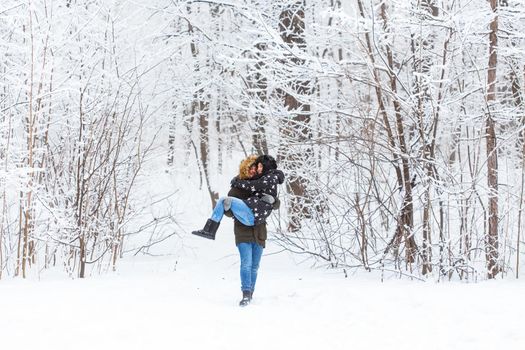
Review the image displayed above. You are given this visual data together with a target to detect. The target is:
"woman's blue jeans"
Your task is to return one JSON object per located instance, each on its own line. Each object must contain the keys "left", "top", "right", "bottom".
{"left": 210, "top": 196, "right": 255, "bottom": 226}
{"left": 237, "top": 242, "right": 264, "bottom": 292}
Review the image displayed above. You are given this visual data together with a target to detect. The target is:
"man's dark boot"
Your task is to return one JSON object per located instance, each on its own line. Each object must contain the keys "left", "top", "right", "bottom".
{"left": 191, "top": 219, "right": 220, "bottom": 240}
{"left": 239, "top": 290, "right": 252, "bottom": 307}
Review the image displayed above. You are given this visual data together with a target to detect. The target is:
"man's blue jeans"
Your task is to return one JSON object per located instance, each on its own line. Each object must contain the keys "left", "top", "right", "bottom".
{"left": 210, "top": 196, "right": 255, "bottom": 226}
{"left": 237, "top": 242, "right": 264, "bottom": 292}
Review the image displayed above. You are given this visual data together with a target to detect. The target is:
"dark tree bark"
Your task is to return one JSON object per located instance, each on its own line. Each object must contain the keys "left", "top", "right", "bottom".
{"left": 278, "top": 1, "right": 313, "bottom": 232}
{"left": 485, "top": 0, "right": 499, "bottom": 279}
{"left": 252, "top": 43, "right": 269, "bottom": 155}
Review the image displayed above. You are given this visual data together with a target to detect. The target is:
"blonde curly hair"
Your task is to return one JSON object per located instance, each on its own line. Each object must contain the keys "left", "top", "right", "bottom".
{"left": 238, "top": 155, "right": 259, "bottom": 180}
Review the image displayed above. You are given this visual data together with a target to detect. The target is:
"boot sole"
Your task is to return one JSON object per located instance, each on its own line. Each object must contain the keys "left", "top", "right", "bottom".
{"left": 191, "top": 231, "right": 215, "bottom": 240}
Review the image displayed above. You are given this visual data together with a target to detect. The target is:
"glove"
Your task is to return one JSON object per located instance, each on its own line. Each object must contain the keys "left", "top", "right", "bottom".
{"left": 261, "top": 194, "right": 275, "bottom": 205}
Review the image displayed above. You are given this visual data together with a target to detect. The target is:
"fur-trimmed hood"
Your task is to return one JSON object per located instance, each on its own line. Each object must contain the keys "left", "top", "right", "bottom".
{"left": 238, "top": 155, "right": 258, "bottom": 180}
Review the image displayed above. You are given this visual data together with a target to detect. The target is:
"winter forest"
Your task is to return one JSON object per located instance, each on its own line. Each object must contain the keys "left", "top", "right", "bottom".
{"left": 1, "top": 0, "right": 525, "bottom": 285}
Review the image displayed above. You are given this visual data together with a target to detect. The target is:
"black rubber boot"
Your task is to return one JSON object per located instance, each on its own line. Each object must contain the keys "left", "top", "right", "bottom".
{"left": 239, "top": 290, "right": 252, "bottom": 307}
{"left": 191, "top": 219, "right": 220, "bottom": 240}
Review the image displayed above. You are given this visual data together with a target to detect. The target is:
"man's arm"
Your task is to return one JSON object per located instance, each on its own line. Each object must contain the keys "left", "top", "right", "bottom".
{"left": 231, "top": 173, "right": 278, "bottom": 192}
{"left": 228, "top": 187, "right": 250, "bottom": 200}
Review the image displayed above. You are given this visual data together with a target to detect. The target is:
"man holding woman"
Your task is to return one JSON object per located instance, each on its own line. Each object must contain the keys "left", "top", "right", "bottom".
{"left": 192, "top": 154, "right": 284, "bottom": 306}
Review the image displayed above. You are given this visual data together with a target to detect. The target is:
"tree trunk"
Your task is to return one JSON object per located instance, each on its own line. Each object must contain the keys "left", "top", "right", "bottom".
{"left": 279, "top": 2, "right": 313, "bottom": 232}
{"left": 485, "top": 0, "right": 499, "bottom": 279}
{"left": 380, "top": 2, "right": 417, "bottom": 264}
{"left": 198, "top": 102, "right": 218, "bottom": 208}
{"left": 252, "top": 43, "right": 269, "bottom": 155}
{"left": 19, "top": 7, "right": 36, "bottom": 278}
{"left": 167, "top": 115, "right": 176, "bottom": 167}
{"left": 187, "top": 3, "right": 218, "bottom": 208}
{"left": 520, "top": 66, "right": 525, "bottom": 149}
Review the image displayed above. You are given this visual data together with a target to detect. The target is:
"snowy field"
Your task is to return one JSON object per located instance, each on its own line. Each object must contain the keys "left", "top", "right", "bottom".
{"left": 1, "top": 216, "right": 524, "bottom": 350}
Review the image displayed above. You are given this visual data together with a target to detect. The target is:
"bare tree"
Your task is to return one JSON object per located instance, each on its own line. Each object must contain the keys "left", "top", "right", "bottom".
{"left": 278, "top": 1, "right": 314, "bottom": 232}
{"left": 485, "top": 0, "right": 500, "bottom": 279}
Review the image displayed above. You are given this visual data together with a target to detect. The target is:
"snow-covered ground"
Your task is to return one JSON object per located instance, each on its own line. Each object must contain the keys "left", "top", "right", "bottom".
{"left": 1, "top": 215, "right": 524, "bottom": 350}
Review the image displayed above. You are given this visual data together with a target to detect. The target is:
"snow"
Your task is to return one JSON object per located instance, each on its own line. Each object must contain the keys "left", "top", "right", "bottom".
{"left": 1, "top": 215, "right": 524, "bottom": 350}
{"left": 2, "top": 1, "right": 525, "bottom": 347}
{"left": 1, "top": 158, "right": 523, "bottom": 349}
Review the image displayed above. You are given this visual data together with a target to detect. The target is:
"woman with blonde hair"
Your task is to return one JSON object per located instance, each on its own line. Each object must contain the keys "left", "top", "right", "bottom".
{"left": 192, "top": 154, "right": 284, "bottom": 306}
{"left": 192, "top": 154, "right": 283, "bottom": 241}
{"left": 238, "top": 154, "right": 259, "bottom": 180}
{"left": 191, "top": 155, "right": 261, "bottom": 240}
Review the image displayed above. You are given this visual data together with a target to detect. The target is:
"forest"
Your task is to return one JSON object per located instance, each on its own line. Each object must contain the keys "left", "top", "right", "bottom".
{"left": 1, "top": 0, "right": 524, "bottom": 281}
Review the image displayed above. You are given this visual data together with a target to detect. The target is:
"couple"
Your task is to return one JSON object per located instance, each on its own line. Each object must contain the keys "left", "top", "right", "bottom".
{"left": 192, "top": 154, "right": 285, "bottom": 306}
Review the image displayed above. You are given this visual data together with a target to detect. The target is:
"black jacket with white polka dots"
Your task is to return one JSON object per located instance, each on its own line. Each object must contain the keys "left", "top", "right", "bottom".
{"left": 230, "top": 169, "right": 285, "bottom": 225}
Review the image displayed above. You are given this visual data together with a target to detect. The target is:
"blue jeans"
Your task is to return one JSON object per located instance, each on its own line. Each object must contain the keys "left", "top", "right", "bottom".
{"left": 210, "top": 197, "right": 255, "bottom": 226}
{"left": 237, "top": 242, "right": 264, "bottom": 292}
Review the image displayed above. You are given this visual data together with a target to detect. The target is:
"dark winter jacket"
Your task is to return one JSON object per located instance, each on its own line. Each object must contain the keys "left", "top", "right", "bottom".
{"left": 230, "top": 169, "right": 285, "bottom": 226}
{"left": 224, "top": 187, "right": 280, "bottom": 248}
